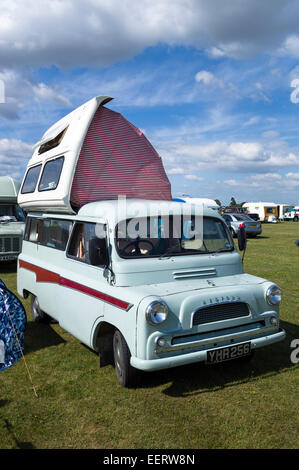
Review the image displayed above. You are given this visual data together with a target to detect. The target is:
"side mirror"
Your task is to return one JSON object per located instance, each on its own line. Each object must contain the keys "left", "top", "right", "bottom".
{"left": 88, "top": 237, "right": 108, "bottom": 267}
{"left": 237, "top": 226, "right": 247, "bottom": 251}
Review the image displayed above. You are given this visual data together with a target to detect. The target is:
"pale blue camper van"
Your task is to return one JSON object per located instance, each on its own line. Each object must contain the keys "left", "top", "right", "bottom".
{"left": 17, "top": 97, "right": 286, "bottom": 387}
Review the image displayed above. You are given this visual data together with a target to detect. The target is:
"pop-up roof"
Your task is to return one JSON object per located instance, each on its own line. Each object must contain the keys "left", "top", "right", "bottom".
{"left": 18, "top": 96, "right": 172, "bottom": 214}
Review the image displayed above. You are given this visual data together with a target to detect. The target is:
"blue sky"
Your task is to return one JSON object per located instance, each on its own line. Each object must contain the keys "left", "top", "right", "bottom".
{"left": 1, "top": 0, "right": 299, "bottom": 205}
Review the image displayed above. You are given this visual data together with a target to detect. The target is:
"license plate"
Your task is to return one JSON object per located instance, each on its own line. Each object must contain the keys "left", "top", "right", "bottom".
{"left": 206, "top": 342, "right": 251, "bottom": 364}
{"left": 249, "top": 224, "right": 256, "bottom": 227}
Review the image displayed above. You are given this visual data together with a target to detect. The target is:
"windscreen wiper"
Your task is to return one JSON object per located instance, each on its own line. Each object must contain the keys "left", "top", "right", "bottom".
{"left": 159, "top": 246, "right": 182, "bottom": 259}
{"left": 209, "top": 247, "right": 234, "bottom": 253}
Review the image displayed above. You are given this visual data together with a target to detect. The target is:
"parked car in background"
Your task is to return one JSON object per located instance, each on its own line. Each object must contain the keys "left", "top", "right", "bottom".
{"left": 0, "top": 176, "right": 25, "bottom": 262}
{"left": 247, "top": 213, "right": 259, "bottom": 221}
{"left": 222, "top": 213, "right": 262, "bottom": 238}
{"left": 173, "top": 196, "right": 220, "bottom": 212}
{"left": 220, "top": 206, "right": 248, "bottom": 215}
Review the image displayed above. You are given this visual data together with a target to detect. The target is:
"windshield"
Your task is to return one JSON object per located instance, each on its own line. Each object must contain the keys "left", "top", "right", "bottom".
{"left": 0, "top": 204, "right": 25, "bottom": 222}
{"left": 116, "top": 215, "right": 233, "bottom": 258}
{"left": 233, "top": 214, "right": 252, "bottom": 221}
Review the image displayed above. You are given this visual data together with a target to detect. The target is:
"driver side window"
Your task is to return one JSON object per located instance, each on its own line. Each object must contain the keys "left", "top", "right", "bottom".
{"left": 67, "top": 222, "right": 108, "bottom": 266}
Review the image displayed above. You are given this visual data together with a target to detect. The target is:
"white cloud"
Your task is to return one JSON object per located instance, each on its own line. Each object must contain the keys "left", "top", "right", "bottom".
{"left": 184, "top": 174, "right": 203, "bottom": 181}
{"left": 253, "top": 172, "right": 282, "bottom": 180}
{"left": 244, "top": 116, "right": 261, "bottom": 127}
{"left": 262, "top": 130, "right": 280, "bottom": 139}
{"left": 159, "top": 136, "right": 299, "bottom": 177}
{"left": 195, "top": 71, "right": 219, "bottom": 86}
{"left": 286, "top": 172, "right": 299, "bottom": 179}
{"left": 223, "top": 179, "right": 240, "bottom": 187}
{"left": 280, "top": 35, "right": 299, "bottom": 59}
{"left": 0, "top": 0, "right": 298, "bottom": 70}
{"left": 167, "top": 167, "right": 185, "bottom": 175}
{"left": 32, "top": 83, "right": 72, "bottom": 107}
{"left": 0, "top": 69, "right": 72, "bottom": 120}
{"left": 0, "top": 138, "right": 32, "bottom": 180}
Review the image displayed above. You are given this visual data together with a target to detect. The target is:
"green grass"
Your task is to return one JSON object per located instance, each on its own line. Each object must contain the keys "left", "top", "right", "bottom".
{"left": 0, "top": 222, "right": 298, "bottom": 449}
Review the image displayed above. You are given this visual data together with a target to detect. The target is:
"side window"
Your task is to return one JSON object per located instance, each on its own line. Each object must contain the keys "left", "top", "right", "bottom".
{"left": 24, "top": 217, "right": 42, "bottom": 242}
{"left": 67, "top": 222, "right": 108, "bottom": 267}
{"left": 38, "top": 156, "right": 64, "bottom": 192}
{"left": 25, "top": 217, "right": 72, "bottom": 251}
{"left": 21, "top": 164, "right": 42, "bottom": 194}
{"left": 40, "top": 218, "right": 72, "bottom": 250}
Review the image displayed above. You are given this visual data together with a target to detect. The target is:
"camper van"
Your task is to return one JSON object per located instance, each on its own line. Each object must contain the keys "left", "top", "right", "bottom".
{"left": 0, "top": 176, "right": 25, "bottom": 261}
{"left": 277, "top": 204, "right": 294, "bottom": 221}
{"left": 284, "top": 206, "right": 299, "bottom": 222}
{"left": 17, "top": 96, "right": 285, "bottom": 387}
{"left": 242, "top": 202, "right": 278, "bottom": 223}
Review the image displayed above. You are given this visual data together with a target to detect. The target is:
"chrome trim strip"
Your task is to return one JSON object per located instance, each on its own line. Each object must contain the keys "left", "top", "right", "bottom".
{"left": 154, "top": 325, "right": 276, "bottom": 354}
{"left": 173, "top": 268, "right": 216, "bottom": 280}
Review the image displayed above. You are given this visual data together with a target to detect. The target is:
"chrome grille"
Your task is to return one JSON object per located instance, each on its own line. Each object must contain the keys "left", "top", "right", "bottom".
{"left": 192, "top": 302, "right": 250, "bottom": 326}
{"left": 0, "top": 236, "right": 21, "bottom": 253}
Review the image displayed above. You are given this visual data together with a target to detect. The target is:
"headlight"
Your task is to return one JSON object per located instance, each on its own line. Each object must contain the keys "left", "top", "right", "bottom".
{"left": 266, "top": 285, "right": 282, "bottom": 305}
{"left": 146, "top": 300, "right": 168, "bottom": 325}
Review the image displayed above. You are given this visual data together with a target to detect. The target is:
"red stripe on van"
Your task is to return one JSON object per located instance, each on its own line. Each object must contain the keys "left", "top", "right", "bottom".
{"left": 59, "top": 277, "right": 131, "bottom": 311}
{"left": 19, "top": 260, "right": 61, "bottom": 284}
{"left": 19, "top": 259, "right": 132, "bottom": 311}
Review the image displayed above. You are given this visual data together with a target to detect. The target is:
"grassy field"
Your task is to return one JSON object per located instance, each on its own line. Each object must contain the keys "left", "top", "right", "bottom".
{"left": 0, "top": 222, "right": 298, "bottom": 449}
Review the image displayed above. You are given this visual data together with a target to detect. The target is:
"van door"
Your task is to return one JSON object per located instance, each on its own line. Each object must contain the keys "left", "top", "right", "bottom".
{"left": 58, "top": 221, "right": 109, "bottom": 347}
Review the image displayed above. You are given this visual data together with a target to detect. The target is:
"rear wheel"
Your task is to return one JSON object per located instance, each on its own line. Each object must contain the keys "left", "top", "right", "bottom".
{"left": 113, "top": 329, "right": 137, "bottom": 387}
{"left": 293, "top": 216, "right": 298, "bottom": 222}
{"left": 30, "top": 295, "right": 52, "bottom": 324}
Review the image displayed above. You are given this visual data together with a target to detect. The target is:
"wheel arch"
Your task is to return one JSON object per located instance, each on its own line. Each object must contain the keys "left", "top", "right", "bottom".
{"left": 92, "top": 320, "right": 116, "bottom": 367}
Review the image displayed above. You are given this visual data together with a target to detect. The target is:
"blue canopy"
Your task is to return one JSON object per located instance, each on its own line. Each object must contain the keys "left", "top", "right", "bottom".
{"left": 0, "top": 279, "right": 26, "bottom": 371}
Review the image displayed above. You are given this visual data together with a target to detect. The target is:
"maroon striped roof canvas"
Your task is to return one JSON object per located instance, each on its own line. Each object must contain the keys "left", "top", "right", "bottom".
{"left": 70, "top": 106, "right": 172, "bottom": 209}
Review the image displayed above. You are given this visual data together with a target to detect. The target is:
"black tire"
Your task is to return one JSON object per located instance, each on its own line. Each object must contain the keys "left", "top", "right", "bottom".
{"left": 113, "top": 329, "right": 137, "bottom": 387}
{"left": 30, "top": 295, "right": 52, "bottom": 324}
{"left": 293, "top": 216, "right": 298, "bottom": 222}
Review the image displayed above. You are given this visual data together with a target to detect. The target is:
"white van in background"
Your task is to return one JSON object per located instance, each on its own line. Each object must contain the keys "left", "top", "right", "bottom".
{"left": 242, "top": 202, "right": 278, "bottom": 223}
{"left": 173, "top": 196, "right": 220, "bottom": 212}
{"left": 0, "top": 176, "right": 25, "bottom": 261}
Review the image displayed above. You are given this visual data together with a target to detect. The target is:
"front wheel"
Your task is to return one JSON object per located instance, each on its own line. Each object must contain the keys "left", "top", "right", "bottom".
{"left": 30, "top": 295, "right": 52, "bottom": 324}
{"left": 293, "top": 216, "right": 298, "bottom": 222}
{"left": 113, "top": 329, "right": 137, "bottom": 387}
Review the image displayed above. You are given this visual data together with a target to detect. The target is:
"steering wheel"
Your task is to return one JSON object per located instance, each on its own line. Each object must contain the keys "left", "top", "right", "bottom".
{"left": 120, "top": 239, "right": 155, "bottom": 256}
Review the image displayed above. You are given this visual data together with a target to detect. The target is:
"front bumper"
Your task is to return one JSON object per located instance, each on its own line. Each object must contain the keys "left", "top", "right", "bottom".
{"left": 130, "top": 328, "right": 286, "bottom": 371}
